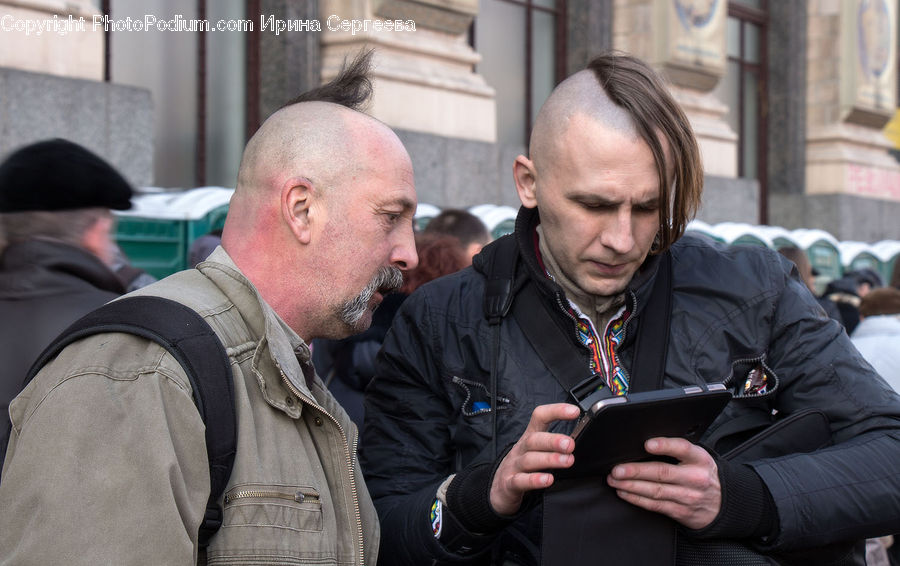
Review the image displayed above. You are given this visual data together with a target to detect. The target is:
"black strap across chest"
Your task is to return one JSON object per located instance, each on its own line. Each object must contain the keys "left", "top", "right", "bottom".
{"left": 2, "top": 295, "right": 235, "bottom": 549}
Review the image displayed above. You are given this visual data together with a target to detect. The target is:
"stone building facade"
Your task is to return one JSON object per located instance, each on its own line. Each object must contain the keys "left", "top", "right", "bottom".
{"left": 2, "top": 0, "right": 900, "bottom": 241}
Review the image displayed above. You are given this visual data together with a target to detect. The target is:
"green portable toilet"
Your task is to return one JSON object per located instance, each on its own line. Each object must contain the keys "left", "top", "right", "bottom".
{"left": 414, "top": 203, "right": 441, "bottom": 232}
{"left": 114, "top": 187, "right": 234, "bottom": 279}
{"left": 712, "top": 223, "right": 774, "bottom": 249}
{"left": 483, "top": 206, "right": 518, "bottom": 240}
{"left": 758, "top": 226, "right": 799, "bottom": 251}
{"left": 873, "top": 241, "right": 900, "bottom": 286}
{"left": 686, "top": 220, "right": 725, "bottom": 243}
{"left": 792, "top": 229, "right": 842, "bottom": 287}
{"left": 839, "top": 242, "right": 881, "bottom": 276}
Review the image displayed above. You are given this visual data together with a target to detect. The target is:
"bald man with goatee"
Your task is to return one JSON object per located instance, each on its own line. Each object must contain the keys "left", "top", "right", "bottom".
{"left": 361, "top": 52, "right": 900, "bottom": 566}
{"left": 0, "top": 51, "right": 417, "bottom": 565}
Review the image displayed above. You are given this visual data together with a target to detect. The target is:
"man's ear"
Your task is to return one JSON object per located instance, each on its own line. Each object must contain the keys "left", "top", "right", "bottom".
{"left": 513, "top": 155, "right": 538, "bottom": 208}
{"left": 282, "top": 177, "right": 314, "bottom": 245}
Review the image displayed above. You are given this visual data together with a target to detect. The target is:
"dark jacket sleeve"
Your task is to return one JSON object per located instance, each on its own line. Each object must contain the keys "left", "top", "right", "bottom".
{"left": 749, "top": 255, "right": 900, "bottom": 551}
{"left": 362, "top": 289, "right": 493, "bottom": 565}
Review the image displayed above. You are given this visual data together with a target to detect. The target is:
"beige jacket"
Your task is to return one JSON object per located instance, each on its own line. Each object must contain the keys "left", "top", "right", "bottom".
{"left": 0, "top": 248, "right": 379, "bottom": 565}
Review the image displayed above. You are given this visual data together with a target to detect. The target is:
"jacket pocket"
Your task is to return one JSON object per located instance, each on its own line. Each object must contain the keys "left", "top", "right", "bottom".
{"left": 703, "top": 356, "right": 780, "bottom": 453}
{"left": 223, "top": 483, "right": 324, "bottom": 532}
{"left": 723, "top": 356, "right": 779, "bottom": 400}
{"left": 450, "top": 375, "right": 512, "bottom": 417}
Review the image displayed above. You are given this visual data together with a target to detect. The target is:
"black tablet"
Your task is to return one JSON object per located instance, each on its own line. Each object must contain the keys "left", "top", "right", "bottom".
{"left": 555, "top": 384, "right": 732, "bottom": 479}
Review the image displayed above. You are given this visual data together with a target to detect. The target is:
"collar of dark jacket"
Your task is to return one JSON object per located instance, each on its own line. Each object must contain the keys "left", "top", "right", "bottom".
{"left": 0, "top": 238, "right": 125, "bottom": 297}
{"left": 474, "top": 206, "right": 663, "bottom": 322}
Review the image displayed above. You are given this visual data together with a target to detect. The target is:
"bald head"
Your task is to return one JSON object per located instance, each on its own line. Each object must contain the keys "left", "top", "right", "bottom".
{"left": 224, "top": 101, "right": 407, "bottom": 240}
{"left": 220, "top": 97, "right": 416, "bottom": 338}
{"left": 530, "top": 70, "right": 636, "bottom": 172}
{"left": 524, "top": 52, "right": 703, "bottom": 253}
{"left": 216, "top": 49, "right": 418, "bottom": 340}
{"left": 235, "top": 102, "right": 367, "bottom": 201}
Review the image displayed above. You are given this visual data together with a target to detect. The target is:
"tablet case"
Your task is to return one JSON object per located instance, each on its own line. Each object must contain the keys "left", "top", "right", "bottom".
{"left": 557, "top": 386, "right": 732, "bottom": 480}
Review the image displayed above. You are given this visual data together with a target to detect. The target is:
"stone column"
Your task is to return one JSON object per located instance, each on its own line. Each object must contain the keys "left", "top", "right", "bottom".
{"left": 566, "top": 0, "right": 613, "bottom": 76}
{"left": 795, "top": 0, "right": 900, "bottom": 240}
{"left": 767, "top": 0, "right": 808, "bottom": 198}
{"left": 316, "top": 0, "right": 500, "bottom": 205}
{"left": 613, "top": 0, "right": 743, "bottom": 219}
{"left": 319, "top": 0, "right": 495, "bottom": 144}
{"left": 0, "top": 0, "right": 103, "bottom": 80}
{"left": 257, "top": 0, "right": 321, "bottom": 121}
{"left": 0, "top": 0, "right": 152, "bottom": 186}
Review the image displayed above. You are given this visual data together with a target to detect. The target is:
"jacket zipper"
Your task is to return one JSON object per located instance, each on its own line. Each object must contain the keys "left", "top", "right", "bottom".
{"left": 612, "top": 290, "right": 638, "bottom": 390}
{"left": 279, "top": 369, "right": 364, "bottom": 566}
{"left": 554, "top": 293, "right": 592, "bottom": 369}
{"left": 224, "top": 488, "right": 321, "bottom": 505}
{"left": 721, "top": 354, "right": 778, "bottom": 400}
{"left": 451, "top": 375, "right": 511, "bottom": 416}
{"left": 556, "top": 290, "right": 634, "bottom": 391}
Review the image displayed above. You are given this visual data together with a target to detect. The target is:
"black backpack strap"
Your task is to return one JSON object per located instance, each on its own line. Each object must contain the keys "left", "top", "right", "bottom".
{"left": 483, "top": 235, "right": 519, "bottom": 324}
{"left": 482, "top": 235, "right": 519, "bottom": 458}
{"left": 512, "top": 282, "right": 606, "bottom": 411}
{"left": 629, "top": 251, "right": 673, "bottom": 393}
{"left": 11, "top": 295, "right": 235, "bottom": 549}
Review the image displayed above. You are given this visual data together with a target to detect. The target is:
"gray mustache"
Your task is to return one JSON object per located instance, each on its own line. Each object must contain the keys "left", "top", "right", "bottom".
{"left": 340, "top": 266, "right": 404, "bottom": 326}
{"left": 371, "top": 265, "right": 404, "bottom": 294}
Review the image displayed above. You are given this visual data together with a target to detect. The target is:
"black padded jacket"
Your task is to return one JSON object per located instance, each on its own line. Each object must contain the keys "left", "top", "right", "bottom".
{"left": 361, "top": 207, "right": 900, "bottom": 565}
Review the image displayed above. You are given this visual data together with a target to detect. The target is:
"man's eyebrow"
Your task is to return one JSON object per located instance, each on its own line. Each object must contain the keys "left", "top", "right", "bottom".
{"left": 567, "top": 192, "right": 621, "bottom": 205}
{"left": 391, "top": 198, "right": 416, "bottom": 214}
{"left": 381, "top": 197, "right": 417, "bottom": 213}
{"left": 634, "top": 195, "right": 661, "bottom": 208}
{"left": 566, "top": 192, "right": 660, "bottom": 208}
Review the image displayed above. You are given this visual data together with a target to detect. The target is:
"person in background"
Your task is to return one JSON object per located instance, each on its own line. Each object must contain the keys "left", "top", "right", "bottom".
{"left": 0, "top": 138, "right": 132, "bottom": 436}
{"left": 313, "top": 232, "right": 470, "bottom": 429}
{"left": 824, "top": 268, "right": 884, "bottom": 333}
{"left": 851, "top": 286, "right": 900, "bottom": 566}
{"left": 851, "top": 286, "right": 900, "bottom": 391}
{"left": 777, "top": 246, "right": 841, "bottom": 322}
{"left": 110, "top": 243, "right": 158, "bottom": 292}
{"left": 189, "top": 229, "right": 223, "bottom": 268}
{"left": 424, "top": 208, "right": 491, "bottom": 261}
{"left": 852, "top": 268, "right": 883, "bottom": 297}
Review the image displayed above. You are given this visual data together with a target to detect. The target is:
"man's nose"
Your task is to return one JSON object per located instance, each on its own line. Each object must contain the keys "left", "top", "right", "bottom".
{"left": 601, "top": 209, "right": 636, "bottom": 255}
{"left": 391, "top": 224, "right": 419, "bottom": 271}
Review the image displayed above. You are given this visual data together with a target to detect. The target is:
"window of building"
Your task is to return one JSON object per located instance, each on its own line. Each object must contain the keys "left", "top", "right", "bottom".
{"left": 716, "top": 0, "right": 768, "bottom": 221}
{"left": 104, "top": 0, "right": 246, "bottom": 188}
{"left": 473, "top": 0, "right": 567, "bottom": 148}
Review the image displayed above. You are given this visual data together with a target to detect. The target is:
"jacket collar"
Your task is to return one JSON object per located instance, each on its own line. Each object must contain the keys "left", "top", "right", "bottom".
{"left": 475, "top": 206, "right": 664, "bottom": 322}
{"left": 199, "top": 247, "right": 313, "bottom": 417}
{"left": 0, "top": 239, "right": 125, "bottom": 297}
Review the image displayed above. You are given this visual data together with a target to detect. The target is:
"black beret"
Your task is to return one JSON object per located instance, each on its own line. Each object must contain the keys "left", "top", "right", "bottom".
{"left": 0, "top": 138, "right": 133, "bottom": 212}
{"left": 848, "top": 268, "right": 883, "bottom": 289}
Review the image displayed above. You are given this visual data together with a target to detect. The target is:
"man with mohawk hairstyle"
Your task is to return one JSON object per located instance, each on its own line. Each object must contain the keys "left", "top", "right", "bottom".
{"left": 0, "top": 50, "right": 418, "bottom": 565}
{"left": 362, "top": 52, "right": 900, "bottom": 565}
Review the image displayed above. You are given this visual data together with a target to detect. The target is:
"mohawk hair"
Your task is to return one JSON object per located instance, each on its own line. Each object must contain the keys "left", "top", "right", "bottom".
{"left": 281, "top": 49, "right": 374, "bottom": 111}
